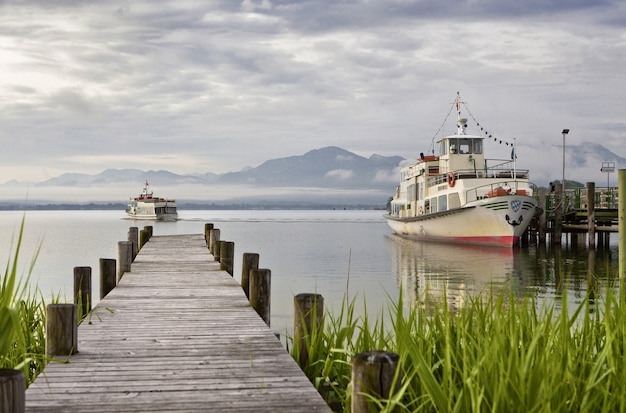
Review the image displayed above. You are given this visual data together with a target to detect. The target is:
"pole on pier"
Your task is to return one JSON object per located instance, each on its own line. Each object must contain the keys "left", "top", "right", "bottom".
{"left": 241, "top": 253, "right": 259, "bottom": 299}
{"left": 587, "top": 182, "right": 596, "bottom": 249}
{"left": 617, "top": 169, "right": 626, "bottom": 306}
{"left": 219, "top": 241, "right": 235, "bottom": 276}
{"left": 46, "top": 304, "right": 78, "bottom": 357}
{"left": 204, "top": 223, "right": 214, "bottom": 245}
{"left": 99, "top": 258, "right": 116, "bottom": 299}
{"left": 128, "top": 227, "right": 139, "bottom": 260}
{"left": 250, "top": 268, "right": 271, "bottom": 327}
{"left": 294, "top": 293, "right": 324, "bottom": 370}
{"left": 538, "top": 187, "right": 547, "bottom": 244}
{"left": 73, "top": 266, "right": 92, "bottom": 317}
{"left": 117, "top": 241, "right": 132, "bottom": 281}
{"left": 209, "top": 229, "right": 220, "bottom": 258}
{"left": 0, "top": 369, "right": 25, "bottom": 413}
{"left": 139, "top": 229, "right": 150, "bottom": 250}
{"left": 554, "top": 182, "right": 563, "bottom": 245}
{"left": 351, "top": 351, "right": 401, "bottom": 413}
{"left": 143, "top": 225, "right": 153, "bottom": 239}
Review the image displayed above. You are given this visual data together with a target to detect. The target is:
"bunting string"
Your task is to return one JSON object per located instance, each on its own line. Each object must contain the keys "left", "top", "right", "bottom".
{"left": 460, "top": 100, "right": 514, "bottom": 147}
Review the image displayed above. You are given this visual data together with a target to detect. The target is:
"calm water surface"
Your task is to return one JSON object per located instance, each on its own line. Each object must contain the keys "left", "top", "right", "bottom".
{"left": 0, "top": 210, "right": 619, "bottom": 333}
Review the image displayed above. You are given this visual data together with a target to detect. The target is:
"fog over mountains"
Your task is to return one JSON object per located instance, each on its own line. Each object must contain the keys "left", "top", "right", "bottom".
{"left": 1, "top": 144, "right": 623, "bottom": 207}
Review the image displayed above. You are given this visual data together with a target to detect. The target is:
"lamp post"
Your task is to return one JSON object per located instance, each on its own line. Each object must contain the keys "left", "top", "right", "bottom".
{"left": 562, "top": 129, "right": 569, "bottom": 208}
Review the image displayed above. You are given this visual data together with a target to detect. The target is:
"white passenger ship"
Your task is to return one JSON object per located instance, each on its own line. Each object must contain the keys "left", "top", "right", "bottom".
{"left": 385, "top": 94, "right": 539, "bottom": 247}
{"left": 126, "top": 182, "right": 178, "bottom": 221}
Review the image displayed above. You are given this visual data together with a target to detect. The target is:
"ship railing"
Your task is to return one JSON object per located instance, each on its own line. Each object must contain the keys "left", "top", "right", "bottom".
{"left": 465, "top": 181, "right": 538, "bottom": 203}
{"left": 426, "top": 167, "right": 530, "bottom": 188}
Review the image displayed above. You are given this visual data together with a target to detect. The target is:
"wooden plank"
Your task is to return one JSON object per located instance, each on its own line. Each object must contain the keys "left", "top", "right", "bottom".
{"left": 25, "top": 234, "right": 330, "bottom": 412}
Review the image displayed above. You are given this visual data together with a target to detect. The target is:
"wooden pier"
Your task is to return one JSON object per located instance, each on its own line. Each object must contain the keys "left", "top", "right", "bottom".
{"left": 24, "top": 234, "right": 331, "bottom": 412}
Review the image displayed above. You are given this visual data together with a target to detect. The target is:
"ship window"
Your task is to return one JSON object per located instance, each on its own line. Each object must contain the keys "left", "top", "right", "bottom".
{"left": 408, "top": 184, "right": 416, "bottom": 201}
{"left": 449, "top": 193, "right": 461, "bottom": 209}
{"left": 473, "top": 139, "right": 483, "bottom": 154}
{"left": 438, "top": 195, "right": 447, "bottom": 212}
{"left": 449, "top": 139, "right": 457, "bottom": 154}
{"left": 430, "top": 197, "right": 437, "bottom": 213}
{"left": 459, "top": 138, "right": 472, "bottom": 154}
{"left": 440, "top": 140, "right": 448, "bottom": 155}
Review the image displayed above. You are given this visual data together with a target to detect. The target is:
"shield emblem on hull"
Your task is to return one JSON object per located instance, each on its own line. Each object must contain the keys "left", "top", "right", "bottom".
{"left": 511, "top": 200, "right": 521, "bottom": 213}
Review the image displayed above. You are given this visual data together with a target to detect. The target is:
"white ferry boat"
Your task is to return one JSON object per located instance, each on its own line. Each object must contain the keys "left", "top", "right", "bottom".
{"left": 126, "top": 182, "right": 178, "bottom": 221}
{"left": 385, "top": 93, "right": 540, "bottom": 247}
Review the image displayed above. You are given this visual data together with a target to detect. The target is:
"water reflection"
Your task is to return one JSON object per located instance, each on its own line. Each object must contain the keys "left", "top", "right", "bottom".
{"left": 387, "top": 234, "right": 619, "bottom": 312}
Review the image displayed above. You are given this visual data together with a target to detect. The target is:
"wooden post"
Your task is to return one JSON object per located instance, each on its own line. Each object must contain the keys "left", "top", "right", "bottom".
{"left": 128, "top": 227, "right": 139, "bottom": 260}
{"left": 618, "top": 169, "right": 626, "bottom": 300}
{"left": 219, "top": 241, "right": 235, "bottom": 276}
{"left": 351, "top": 351, "right": 401, "bottom": 413}
{"left": 46, "top": 304, "right": 78, "bottom": 357}
{"left": 538, "top": 187, "right": 547, "bottom": 244}
{"left": 214, "top": 237, "right": 222, "bottom": 262}
{"left": 118, "top": 240, "right": 132, "bottom": 281}
{"left": 249, "top": 268, "right": 271, "bottom": 327}
{"left": 139, "top": 229, "right": 150, "bottom": 250}
{"left": 587, "top": 182, "right": 596, "bottom": 249}
{"left": 143, "top": 225, "right": 153, "bottom": 239}
{"left": 294, "top": 293, "right": 324, "bottom": 369}
{"left": 241, "top": 253, "right": 259, "bottom": 299}
{"left": 73, "top": 266, "right": 91, "bottom": 317}
{"left": 209, "top": 228, "right": 220, "bottom": 258}
{"left": 0, "top": 369, "right": 25, "bottom": 413}
{"left": 204, "top": 223, "right": 214, "bottom": 245}
{"left": 99, "top": 258, "right": 116, "bottom": 299}
{"left": 554, "top": 182, "right": 563, "bottom": 245}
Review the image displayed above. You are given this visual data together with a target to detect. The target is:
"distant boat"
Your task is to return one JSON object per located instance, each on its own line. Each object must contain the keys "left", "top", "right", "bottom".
{"left": 126, "top": 181, "right": 178, "bottom": 221}
{"left": 385, "top": 93, "right": 540, "bottom": 247}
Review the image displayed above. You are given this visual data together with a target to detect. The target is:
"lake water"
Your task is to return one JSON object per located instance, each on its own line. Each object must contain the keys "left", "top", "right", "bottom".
{"left": 0, "top": 209, "right": 619, "bottom": 334}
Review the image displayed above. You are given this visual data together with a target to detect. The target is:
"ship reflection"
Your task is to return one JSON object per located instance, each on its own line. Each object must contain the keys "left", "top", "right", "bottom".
{"left": 387, "top": 234, "right": 527, "bottom": 311}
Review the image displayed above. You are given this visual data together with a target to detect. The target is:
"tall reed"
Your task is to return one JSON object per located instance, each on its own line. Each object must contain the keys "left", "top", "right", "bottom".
{"left": 289, "top": 287, "right": 626, "bottom": 412}
{"left": 1, "top": 215, "right": 47, "bottom": 385}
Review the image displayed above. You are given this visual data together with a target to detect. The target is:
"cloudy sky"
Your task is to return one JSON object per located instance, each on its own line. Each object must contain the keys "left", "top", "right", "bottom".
{"left": 1, "top": 0, "right": 625, "bottom": 188}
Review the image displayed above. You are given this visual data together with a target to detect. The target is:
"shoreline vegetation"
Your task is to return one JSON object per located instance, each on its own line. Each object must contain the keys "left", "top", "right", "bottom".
{"left": 287, "top": 288, "right": 626, "bottom": 412}
{"left": 3, "top": 223, "right": 625, "bottom": 411}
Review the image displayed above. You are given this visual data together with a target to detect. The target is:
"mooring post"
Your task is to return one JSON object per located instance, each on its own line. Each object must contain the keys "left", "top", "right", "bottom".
{"left": 214, "top": 236, "right": 222, "bottom": 262}
{"left": 554, "top": 182, "right": 563, "bottom": 245}
{"left": 209, "top": 228, "right": 220, "bottom": 258}
{"left": 73, "top": 266, "right": 92, "bottom": 317}
{"left": 294, "top": 293, "right": 324, "bottom": 369}
{"left": 139, "top": 229, "right": 150, "bottom": 250}
{"left": 143, "top": 225, "right": 153, "bottom": 239}
{"left": 117, "top": 240, "right": 132, "bottom": 281}
{"left": 219, "top": 241, "right": 235, "bottom": 275}
{"left": 46, "top": 304, "right": 78, "bottom": 358}
{"left": 618, "top": 169, "right": 626, "bottom": 300}
{"left": 0, "top": 369, "right": 25, "bottom": 413}
{"left": 538, "top": 187, "right": 547, "bottom": 244}
{"left": 204, "top": 223, "right": 214, "bottom": 245}
{"left": 128, "top": 227, "right": 139, "bottom": 260}
{"left": 250, "top": 268, "right": 271, "bottom": 326}
{"left": 351, "top": 351, "right": 401, "bottom": 413}
{"left": 241, "top": 252, "right": 259, "bottom": 299}
{"left": 99, "top": 258, "right": 116, "bottom": 299}
{"left": 587, "top": 182, "right": 596, "bottom": 249}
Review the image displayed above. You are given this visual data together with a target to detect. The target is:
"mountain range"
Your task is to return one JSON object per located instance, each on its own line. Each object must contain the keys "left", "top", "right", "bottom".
{"left": 1, "top": 143, "right": 624, "bottom": 207}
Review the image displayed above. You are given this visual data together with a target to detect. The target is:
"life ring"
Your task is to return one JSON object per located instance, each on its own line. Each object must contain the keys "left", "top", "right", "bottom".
{"left": 447, "top": 172, "right": 456, "bottom": 187}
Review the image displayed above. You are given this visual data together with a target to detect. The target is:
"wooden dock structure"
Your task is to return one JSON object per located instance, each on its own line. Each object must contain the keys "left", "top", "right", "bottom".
{"left": 24, "top": 234, "right": 331, "bottom": 412}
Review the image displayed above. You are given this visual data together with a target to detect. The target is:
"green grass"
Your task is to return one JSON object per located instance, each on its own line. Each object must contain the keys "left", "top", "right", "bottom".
{"left": 288, "top": 287, "right": 626, "bottom": 412}
{"left": 1, "top": 215, "right": 48, "bottom": 385}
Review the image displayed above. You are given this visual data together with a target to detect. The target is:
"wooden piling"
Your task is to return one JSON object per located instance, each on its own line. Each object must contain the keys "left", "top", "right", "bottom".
{"left": 143, "top": 225, "right": 153, "bottom": 239}
{"left": 139, "top": 229, "right": 150, "bottom": 250}
{"left": 73, "top": 266, "right": 91, "bottom": 316}
{"left": 219, "top": 241, "right": 235, "bottom": 276}
{"left": 99, "top": 258, "right": 116, "bottom": 300}
{"left": 587, "top": 182, "right": 596, "bottom": 249}
{"left": 117, "top": 241, "right": 132, "bottom": 281}
{"left": 241, "top": 252, "right": 259, "bottom": 299}
{"left": 617, "top": 169, "right": 626, "bottom": 300}
{"left": 204, "top": 223, "right": 214, "bottom": 244}
{"left": 351, "top": 351, "right": 401, "bottom": 413}
{"left": 554, "top": 182, "right": 563, "bottom": 245}
{"left": 46, "top": 304, "right": 78, "bottom": 357}
{"left": 249, "top": 268, "right": 271, "bottom": 327}
{"left": 0, "top": 369, "right": 25, "bottom": 413}
{"left": 209, "top": 228, "right": 220, "bottom": 257}
{"left": 538, "top": 187, "right": 547, "bottom": 244}
{"left": 128, "top": 227, "right": 139, "bottom": 260}
{"left": 294, "top": 293, "right": 324, "bottom": 369}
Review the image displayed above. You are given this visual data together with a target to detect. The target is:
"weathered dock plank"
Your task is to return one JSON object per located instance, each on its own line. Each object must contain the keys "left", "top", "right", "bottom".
{"left": 25, "top": 234, "right": 330, "bottom": 412}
